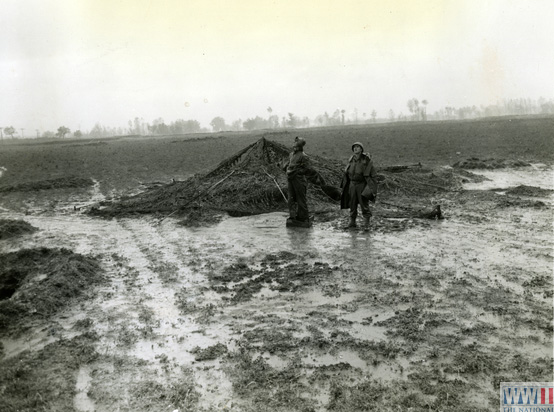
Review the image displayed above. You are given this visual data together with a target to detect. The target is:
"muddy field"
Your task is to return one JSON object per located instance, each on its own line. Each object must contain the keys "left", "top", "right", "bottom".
{"left": 0, "top": 119, "right": 553, "bottom": 412}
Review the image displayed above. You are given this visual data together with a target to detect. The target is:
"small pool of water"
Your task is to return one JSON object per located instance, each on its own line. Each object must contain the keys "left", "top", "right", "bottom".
{"left": 463, "top": 164, "right": 553, "bottom": 191}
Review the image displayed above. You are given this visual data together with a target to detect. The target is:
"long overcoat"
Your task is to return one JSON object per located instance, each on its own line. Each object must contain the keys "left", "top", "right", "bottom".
{"left": 340, "top": 153, "right": 377, "bottom": 209}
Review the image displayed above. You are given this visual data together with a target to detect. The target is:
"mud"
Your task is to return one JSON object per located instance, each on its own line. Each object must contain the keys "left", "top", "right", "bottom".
{"left": 0, "top": 163, "right": 552, "bottom": 411}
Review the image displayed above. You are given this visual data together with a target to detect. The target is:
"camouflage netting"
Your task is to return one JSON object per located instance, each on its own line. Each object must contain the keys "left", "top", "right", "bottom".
{"left": 89, "top": 138, "right": 344, "bottom": 218}
{"left": 88, "top": 138, "right": 479, "bottom": 219}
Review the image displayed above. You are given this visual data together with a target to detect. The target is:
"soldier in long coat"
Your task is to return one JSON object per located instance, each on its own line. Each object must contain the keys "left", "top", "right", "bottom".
{"left": 340, "top": 142, "right": 377, "bottom": 230}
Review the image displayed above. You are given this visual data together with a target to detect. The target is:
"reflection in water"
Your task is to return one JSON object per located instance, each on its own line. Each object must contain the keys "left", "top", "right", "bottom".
{"left": 285, "top": 224, "right": 314, "bottom": 252}
{"left": 347, "top": 230, "right": 373, "bottom": 250}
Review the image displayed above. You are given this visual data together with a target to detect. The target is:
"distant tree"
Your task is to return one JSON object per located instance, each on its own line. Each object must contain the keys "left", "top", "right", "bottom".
{"left": 444, "top": 106, "right": 455, "bottom": 119}
{"left": 170, "top": 119, "right": 200, "bottom": 134}
{"left": 287, "top": 113, "right": 298, "bottom": 128}
{"left": 230, "top": 119, "right": 242, "bottom": 131}
{"left": 331, "top": 109, "right": 341, "bottom": 126}
{"left": 3, "top": 126, "right": 16, "bottom": 138}
{"left": 407, "top": 100, "right": 414, "bottom": 116}
{"left": 340, "top": 109, "right": 346, "bottom": 124}
{"left": 128, "top": 117, "right": 143, "bottom": 135}
{"left": 89, "top": 123, "right": 104, "bottom": 138}
{"left": 42, "top": 131, "right": 55, "bottom": 138}
{"left": 210, "top": 117, "right": 226, "bottom": 132}
{"left": 56, "top": 126, "right": 70, "bottom": 138}
{"left": 421, "top": 99, "right": 428, "bottom": 121}
{"left": 370, "top": 110, "right": 377, "bottom": 123}
{"left": 388, "top": 109, "right": 395, "bottom": 122}
{"left": 407, "top": 98, "right": 421, "bottom": 120}
{"left": 243, "top": 116, "right": 270, "bottom": 131}
{"left": 323, "top": 112, "right": 330, "bottom": 126}
{"left": 267, "top": 106, "right": 273, "bottom": 117}
{"left": 268, "top": 115, "right": 280, "bottom": 129}
{"left": 74, "top": 130, "right": 83, "bottom": 138}
{"left": 539, "top": 98, "right": 554, "bottom": 114}
{"left": 148, "top": 118, "right": 169, "bottom": 135}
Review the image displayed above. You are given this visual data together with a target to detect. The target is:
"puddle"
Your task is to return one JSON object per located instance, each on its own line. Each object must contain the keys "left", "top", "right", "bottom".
{"left": 463, "top": 165, "right": 553, "bottom": 191}
{"left": 74, "top": 366, "right": 95, "bottom": 412}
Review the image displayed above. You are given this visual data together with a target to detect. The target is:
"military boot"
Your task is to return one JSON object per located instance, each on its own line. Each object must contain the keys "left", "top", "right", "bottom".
{"left": 348, "top": 217, "right": 357, "bottom": 228}
{"left": 363, "top": 215, "right": 371, "bottom": 231}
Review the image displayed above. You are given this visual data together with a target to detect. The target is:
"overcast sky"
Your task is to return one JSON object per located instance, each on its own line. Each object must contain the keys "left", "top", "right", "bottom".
{"left": 1, "top": 0, "right": 553, "bottom": 134}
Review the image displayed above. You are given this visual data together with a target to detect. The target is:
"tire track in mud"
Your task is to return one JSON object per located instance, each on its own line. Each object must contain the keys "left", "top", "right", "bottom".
{"left": 115, "top": 218, "right": 236, "bottom": 409}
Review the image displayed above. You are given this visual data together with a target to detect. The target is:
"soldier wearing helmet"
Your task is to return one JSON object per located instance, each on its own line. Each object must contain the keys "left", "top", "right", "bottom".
{"left": 340, "top": 141, "right": 377, "bottom": 230}
{"left": 281, "top": 136, "right": 323, "bottom": 227}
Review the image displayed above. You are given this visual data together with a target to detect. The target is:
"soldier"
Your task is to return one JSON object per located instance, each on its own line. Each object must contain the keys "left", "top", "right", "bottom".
{"left": 341, "top": 142, "right": 377, "bottom": 230}
{"left": 282, "top": 137, "right": 324, "bottom": 227}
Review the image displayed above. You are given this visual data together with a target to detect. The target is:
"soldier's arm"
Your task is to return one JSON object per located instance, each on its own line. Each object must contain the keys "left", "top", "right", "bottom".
{"left": 303, "top": 155, "right": 326, "bottom": 186}
{"left": 364, "top": 159, "right": 378, "bottom": 193}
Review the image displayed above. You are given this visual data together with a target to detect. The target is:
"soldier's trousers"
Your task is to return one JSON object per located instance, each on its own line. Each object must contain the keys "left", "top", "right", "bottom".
{"left": 349, "top": 181, "right": 371, "bottom": 218}
{"left": 287, "top": 177, "right": 309, "bottom": 221}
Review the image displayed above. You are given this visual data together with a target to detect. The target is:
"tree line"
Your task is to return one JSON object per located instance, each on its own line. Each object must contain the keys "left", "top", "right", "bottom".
{"left": 2, "top": 97, "right": 553, "bottom": 140}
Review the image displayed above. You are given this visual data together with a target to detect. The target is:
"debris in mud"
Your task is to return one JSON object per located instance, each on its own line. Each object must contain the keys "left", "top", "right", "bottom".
{"left": 87, "top": 359, "right": 200, "bottom": 412}
{"left": 444, "top": 342, "right": 500, "bottom": 374}
{"left": 453, "top": 157, "right": 531, "bottom": 169}
{"left": 495, "top": 197, "right": 548, "bottom": 209}
{"left": 0, "top": 219, "right": 38, "bottom": 240}
{"left": 191, "top": 342, "right": 228, "bottom": 361}
{"left": 522, "top": 275, "right": 551, "bottom": 288}
{"left": 503, "top": 184, "right": 554, "bottom": 197}
{"left": 225, "top": 351, "right": 312, "bottom": 410}
{"left": 0, "top": 176, "right": 94, "bottom": 193}
{"left": 0, "top": 247, "right": 104, "bottom": 334}
{"left": 375, "top": 308, "right": 450, "bottom": 346}
{"left": 209, "top": 254, "right": 335, "bottom": 303}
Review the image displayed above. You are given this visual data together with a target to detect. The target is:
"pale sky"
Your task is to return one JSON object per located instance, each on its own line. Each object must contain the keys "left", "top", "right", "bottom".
{"left": 1, "top": 0, "right": 553, "bottom": 134}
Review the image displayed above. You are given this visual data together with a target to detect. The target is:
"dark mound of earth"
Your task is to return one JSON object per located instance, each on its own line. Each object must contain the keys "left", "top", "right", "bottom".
{"left": 0, "top": 247, "right": 105, "bottom": 334}
{"left": 504, "top": 185, "right": 553, "bottom": 197}
{"left": 0, "top": 219, "right": 38, "bottom": 240}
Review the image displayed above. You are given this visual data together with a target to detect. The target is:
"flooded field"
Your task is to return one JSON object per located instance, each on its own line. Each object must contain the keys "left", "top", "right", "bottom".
{"left": 1, "top": 159, "right": 552, "bottom": 411}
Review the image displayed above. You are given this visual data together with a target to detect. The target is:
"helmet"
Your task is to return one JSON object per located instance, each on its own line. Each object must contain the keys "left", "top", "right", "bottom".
{"left": 351, "top": 142, "right": 364, "bottom": 152}
{"left": 294, "top": 136, "right": 306, "bottom": 148}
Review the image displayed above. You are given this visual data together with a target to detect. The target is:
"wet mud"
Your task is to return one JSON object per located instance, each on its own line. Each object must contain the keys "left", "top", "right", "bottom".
{"left": 0, "top": 163, "right": 552, "bottom": 411}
